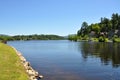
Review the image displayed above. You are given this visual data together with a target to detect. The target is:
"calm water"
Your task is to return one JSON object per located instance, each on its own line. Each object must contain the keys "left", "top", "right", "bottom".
{"left": 8, "top": 40, "right": 120, "bottom": 80}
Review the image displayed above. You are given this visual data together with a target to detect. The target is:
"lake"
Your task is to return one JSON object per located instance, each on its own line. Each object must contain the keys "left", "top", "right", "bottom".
{"left": 8, "top": 40, "right": 120, "bottom": 80}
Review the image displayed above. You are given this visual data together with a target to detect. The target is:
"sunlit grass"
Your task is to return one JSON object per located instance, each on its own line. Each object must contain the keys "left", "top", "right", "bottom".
{"left": 0, "top": 43, "right": 28, "bottom": 80}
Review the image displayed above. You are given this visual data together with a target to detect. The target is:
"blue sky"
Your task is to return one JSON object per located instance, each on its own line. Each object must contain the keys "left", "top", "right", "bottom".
{"left": 0, "top": 0, "right": 120, "bottom": 36}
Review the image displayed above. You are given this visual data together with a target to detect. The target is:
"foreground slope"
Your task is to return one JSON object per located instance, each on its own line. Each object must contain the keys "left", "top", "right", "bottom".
{"left": 0, "top": 43, "right": 28, "bottom": 80}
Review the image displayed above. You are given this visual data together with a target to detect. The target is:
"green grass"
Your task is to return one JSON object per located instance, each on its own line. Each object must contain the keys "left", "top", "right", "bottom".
{"left": 0, "top": 43, "right": 28, "bottom": 80}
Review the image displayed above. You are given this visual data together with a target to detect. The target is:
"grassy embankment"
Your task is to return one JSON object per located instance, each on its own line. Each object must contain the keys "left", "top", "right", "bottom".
{"left": 0, "top": 43, "right": 28, "bottom": 80}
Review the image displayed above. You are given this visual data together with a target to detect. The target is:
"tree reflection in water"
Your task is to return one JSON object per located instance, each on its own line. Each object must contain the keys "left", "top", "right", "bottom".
{"left": 78, "top": 42, "right": 120, "bottom": 68}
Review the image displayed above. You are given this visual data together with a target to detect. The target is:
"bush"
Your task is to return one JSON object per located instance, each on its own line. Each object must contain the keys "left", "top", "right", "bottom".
{"left": 112, "top": 35, "right": 120, "bottom": 42}
{"left": 99, "top": 36, "right": 105, "bottom": 42}
{"left": 82, "top": 35, "right": 89, "bottom": 40}
{"left": 91, "top": 38, "right": 99, "bottom": 42}
{"left": 68, "top": 35, "right": 78, "bottom": 41}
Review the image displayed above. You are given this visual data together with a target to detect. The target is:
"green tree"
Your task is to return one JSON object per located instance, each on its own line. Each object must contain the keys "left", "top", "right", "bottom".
{"left": 100, "top": 17, "right": 112, "bottom": 32}
{"left": 91, "top": 24, "right": 100, "bottom": 34}
{"left": 111, "top": 13, "right": 119, "bottom": 30}
{"left": 77, "top": 22, "right": 89, "bottom": 36}
{"left": 68, "top": 34, "right": 78, "bottom": 41}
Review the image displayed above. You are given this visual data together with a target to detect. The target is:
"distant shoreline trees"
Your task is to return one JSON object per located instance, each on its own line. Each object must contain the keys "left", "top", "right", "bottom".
{"left": 0, "top": 34, "right": 66, "bottom": 42}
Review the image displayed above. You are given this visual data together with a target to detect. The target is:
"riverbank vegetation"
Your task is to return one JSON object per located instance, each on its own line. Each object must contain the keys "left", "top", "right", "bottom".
{"left": 69, "top": 13, "right": 120, "bottom": 42}
{"left": 0, "top": 34, "right": 65, "bottom": 41}
{"left": 0, "top": 43, "right": 28, "bottom": 80}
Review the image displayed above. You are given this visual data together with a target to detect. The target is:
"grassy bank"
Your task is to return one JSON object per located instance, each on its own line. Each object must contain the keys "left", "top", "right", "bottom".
{"left": 0, "top": 43, "right": 28, "bottom": 80}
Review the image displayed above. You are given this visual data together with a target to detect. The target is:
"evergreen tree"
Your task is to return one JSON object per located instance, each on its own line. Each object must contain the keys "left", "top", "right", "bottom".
{"left": 77, "top": 22, "right": 89, "bottom": 36}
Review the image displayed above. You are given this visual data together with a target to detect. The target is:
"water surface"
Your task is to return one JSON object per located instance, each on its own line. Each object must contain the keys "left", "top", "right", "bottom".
{"left": 8, "top": 40, "right": 120, "bottom": 80}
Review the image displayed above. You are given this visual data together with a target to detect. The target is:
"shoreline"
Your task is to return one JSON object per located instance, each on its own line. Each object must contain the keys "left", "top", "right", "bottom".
{"left": 11, "top": 46, "right": 43, "bottom": 80}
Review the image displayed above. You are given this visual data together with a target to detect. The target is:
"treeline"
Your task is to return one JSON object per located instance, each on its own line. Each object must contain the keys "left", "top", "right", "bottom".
{"left": 0, "top": 34, "right": 65, "bottom": 42}
{"left": 0, "top": 35, "right": 13, "bottom": 43}
{"left": 13, "top": 34, "right": 65, "bottom": 40}
{"left": 69, "top": 13, "right": 120, "bottom": 42}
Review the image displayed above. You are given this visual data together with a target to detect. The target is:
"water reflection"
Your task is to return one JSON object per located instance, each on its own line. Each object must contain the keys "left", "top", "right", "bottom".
{"left": 79, "top": 42, "right": 120, "bottom": 68}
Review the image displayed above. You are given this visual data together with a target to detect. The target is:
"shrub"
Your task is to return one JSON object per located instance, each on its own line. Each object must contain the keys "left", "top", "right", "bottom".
{"left": 99, "top": 36, "right": 105, "bottom": 42}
